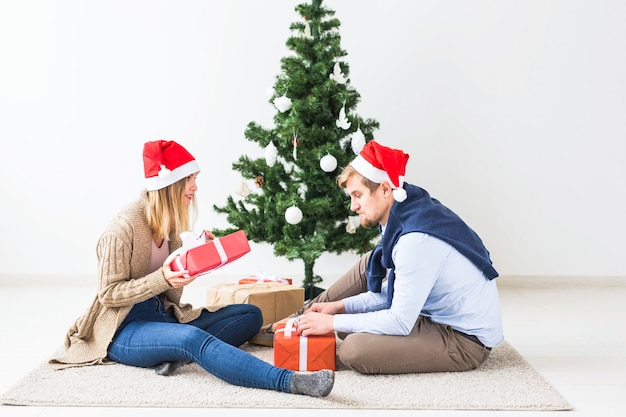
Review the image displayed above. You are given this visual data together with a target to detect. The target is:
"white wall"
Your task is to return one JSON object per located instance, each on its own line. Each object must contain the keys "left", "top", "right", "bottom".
{"left": 1, "top": 0, "right": 625, "bottom": 283}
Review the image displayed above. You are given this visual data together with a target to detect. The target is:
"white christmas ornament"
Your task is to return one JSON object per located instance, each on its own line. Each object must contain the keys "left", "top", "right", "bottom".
{"left": 351, "top": 127, "right": 366, "bottom": 154}
{"left": 273, "top": 94, "right": 292, "bottom": 113}
{"left": 329, "top": 62, "right": 348, "bottom": 84}
{"left": 235, "top": 181, "right": 252, "bottom": 198}
{"left": 285, "top": 206, "right": 303, "bottom": 225}
{"left": 320, "top": 154, "right": 337, "bottom": 172}
{"left": 346, "top": 215, "right": 361, "bottom": 234}
{"left": 265, "top": 141, "right": 278, "bottom": 167}
{"left": 303, "top": 21, "right": 314, "bottom": 40}
{"left": 292, "top": 135, "right": 298, "bottom": 160}
{"left": 336, "top": 105, "right": 351, "bottom": 130}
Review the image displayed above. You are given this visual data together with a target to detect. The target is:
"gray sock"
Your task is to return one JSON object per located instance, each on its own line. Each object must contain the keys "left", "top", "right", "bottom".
{"left": 289, "top": 369, "right": 335, "bottom": 397}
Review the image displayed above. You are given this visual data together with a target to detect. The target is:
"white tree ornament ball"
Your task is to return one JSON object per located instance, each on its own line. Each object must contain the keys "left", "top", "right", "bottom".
{"left": 320, "top": 154, "right": 338, "bottom": 172}
{"left": 285, "top": 206, "right": 303, "bottom": 225}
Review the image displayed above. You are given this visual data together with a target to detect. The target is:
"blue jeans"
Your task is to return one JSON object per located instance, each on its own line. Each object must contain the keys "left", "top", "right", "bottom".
{"left": 108, "top": 296, "right": 293, "bottom": 392}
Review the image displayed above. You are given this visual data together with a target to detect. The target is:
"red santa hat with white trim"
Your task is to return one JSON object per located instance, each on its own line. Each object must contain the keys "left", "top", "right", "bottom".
{"left": 143, "top": 140, "right": 201, "bottom": 191}
{"left": 350, "top": 140, "right": 410, "bottom": 202}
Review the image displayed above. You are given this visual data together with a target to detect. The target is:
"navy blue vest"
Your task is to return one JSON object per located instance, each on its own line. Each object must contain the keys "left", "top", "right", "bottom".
{"left": 366, "top": 183, "right": 498, "bottom": 307}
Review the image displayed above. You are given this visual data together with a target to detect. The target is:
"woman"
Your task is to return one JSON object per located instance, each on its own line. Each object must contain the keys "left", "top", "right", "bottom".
{"left": 49, "top": 140, "right": 334, "bottom": 397}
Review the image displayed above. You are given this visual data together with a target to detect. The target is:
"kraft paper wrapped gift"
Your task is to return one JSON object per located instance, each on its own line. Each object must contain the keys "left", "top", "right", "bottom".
{"left": 274, "top": 318, "right": 336, "bottom": 371}
{"left": 206, "top": 282, "right": 304, "bottom": 326}
{"left": 168, "top": 230, "right": 250, "bottom": 277}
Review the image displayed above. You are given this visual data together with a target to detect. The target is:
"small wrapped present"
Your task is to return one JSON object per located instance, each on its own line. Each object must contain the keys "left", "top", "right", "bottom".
{"left": 168, "top": 230, "right": 250, "bottom": 277}
{"left": 238, "top": 272, "right": 292, "bottom": 285}
{"left": 274, "top": 317, "right": 336, "bottom": 371}
{"left": 206, "top": 282, "right": 304, "bottom": 326}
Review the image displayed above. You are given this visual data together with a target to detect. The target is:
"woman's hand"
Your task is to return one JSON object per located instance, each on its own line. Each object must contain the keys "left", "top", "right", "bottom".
{"left": 200, "top": 230, "right": 215, "bottom": 242}
{"left": 162, "top": 259, "right": 197, "bottom": 288}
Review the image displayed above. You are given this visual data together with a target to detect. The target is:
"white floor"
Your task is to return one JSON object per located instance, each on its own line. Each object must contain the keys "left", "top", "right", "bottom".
{"left": 1, "top": 275, "right": 625, "bottom": 417}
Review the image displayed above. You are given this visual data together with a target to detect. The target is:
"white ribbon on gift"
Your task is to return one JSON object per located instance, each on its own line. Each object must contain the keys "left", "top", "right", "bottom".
{"left": 283, "top": 317, "right": 308, "bottom": 371}
{"left": 212, "top": 237, "right": 228, "bottom": 268}
{"left": 164, "top": 231, "right": 228, "bottom": 278}
{"left": 251, "top": 271, "right": 290, "bottom": 284}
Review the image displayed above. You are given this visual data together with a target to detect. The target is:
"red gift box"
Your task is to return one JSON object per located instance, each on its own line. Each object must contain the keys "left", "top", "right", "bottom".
{"left": 274, "top": 318, "right": 336, "bottom": 371}
{"left": 168, "top": 230, "right": 251, "bottom": 277}
{"left": 238, "top": 276, "right": 293, "bottom": 285}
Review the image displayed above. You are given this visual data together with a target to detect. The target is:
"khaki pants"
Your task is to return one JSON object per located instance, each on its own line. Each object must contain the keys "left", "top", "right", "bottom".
{"left": 291, "top": 251, "right": 492, "bottom": 374}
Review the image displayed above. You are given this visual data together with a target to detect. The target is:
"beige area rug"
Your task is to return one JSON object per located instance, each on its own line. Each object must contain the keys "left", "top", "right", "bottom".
{"left": 1, "top": 341, "right": 571, "bottom": 410}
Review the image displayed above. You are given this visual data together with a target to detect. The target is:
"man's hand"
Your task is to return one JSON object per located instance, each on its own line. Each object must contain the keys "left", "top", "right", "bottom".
{"left": 295, "top": 301, "right": 345, "bottom": 336}
{"left": 296, "top": 311, "right": 335, "bottom": 336}
{"left": 307, "top": 300, "right": 346, "bottom": 315}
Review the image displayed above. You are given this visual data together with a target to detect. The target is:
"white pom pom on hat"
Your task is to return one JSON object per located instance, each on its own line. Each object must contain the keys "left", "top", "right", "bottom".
{"left": 143, "top": 140, "right": 201, "bottom": 191}
{"left": 350, "top": 140, "right": 409, "bottom": 202}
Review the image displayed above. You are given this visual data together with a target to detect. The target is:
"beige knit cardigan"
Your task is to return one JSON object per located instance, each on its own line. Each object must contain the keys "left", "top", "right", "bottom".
{"left": 49, "top": 193, "right": 215, "bottom": 369}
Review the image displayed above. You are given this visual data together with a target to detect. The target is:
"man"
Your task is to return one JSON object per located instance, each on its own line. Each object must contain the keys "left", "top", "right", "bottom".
{"left": 264, "top": 140, "right": 503, "bottom": 375}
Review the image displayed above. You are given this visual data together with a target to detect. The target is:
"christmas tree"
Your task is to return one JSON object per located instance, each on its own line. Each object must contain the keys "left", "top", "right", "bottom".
{"left": 213, "top": 0, "right": 380, "bottom": 298}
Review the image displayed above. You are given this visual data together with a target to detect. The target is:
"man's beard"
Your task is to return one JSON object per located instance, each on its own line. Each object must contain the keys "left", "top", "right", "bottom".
{"left": 360, "top": 215, "right": 378, "bottom": 229}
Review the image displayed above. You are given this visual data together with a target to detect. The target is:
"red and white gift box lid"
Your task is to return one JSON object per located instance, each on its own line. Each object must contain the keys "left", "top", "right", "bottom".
{"left": 239, "top": 273, "right": 293, "bottom": 285}
{"left": 167, "top": 230, "right": 251, "bottom": 278}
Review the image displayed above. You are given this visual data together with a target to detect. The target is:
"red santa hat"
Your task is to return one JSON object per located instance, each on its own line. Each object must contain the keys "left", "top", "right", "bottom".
{"left": 350, "top": 140, "right": 410, "bottom": 202}
{"left": 143, "top": 140, "right": 201, "bottom": 191}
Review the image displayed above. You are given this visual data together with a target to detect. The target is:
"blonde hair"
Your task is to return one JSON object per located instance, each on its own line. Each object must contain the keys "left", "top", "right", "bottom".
{"left": 337, "top": 164, "right": 380, "bottom": 193}
{"left": 145, "top": 175, "right": 198, "bottom": 240}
